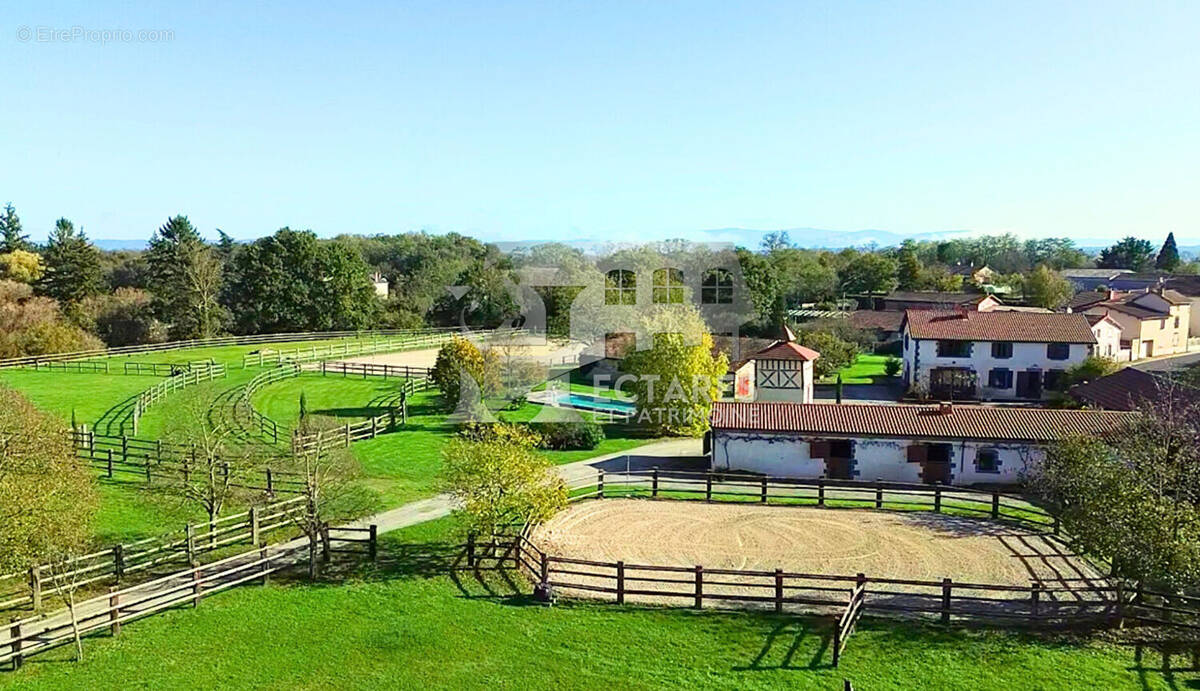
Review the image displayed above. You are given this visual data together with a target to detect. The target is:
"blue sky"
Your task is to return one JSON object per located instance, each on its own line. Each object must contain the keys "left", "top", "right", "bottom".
{"left": 2, "top": 1, "right": 1198, "bottom": 245}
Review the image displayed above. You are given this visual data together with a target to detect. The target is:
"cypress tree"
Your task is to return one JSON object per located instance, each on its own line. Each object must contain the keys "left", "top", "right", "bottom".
{"left": 1157, "top": 232, "right": 1181, "bottom": 271}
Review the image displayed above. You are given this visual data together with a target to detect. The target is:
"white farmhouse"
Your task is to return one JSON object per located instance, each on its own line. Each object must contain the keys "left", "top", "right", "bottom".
{"left": 709, "top": 401, "right": 1129, "bottom": 485}
{"left": 900, "top": 309, "right": 1097, "bottom": 400}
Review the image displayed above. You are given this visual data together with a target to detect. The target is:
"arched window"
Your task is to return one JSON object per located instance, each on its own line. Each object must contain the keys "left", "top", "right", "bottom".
{"left": 652, "top": 268, "right": 684, "bottom": 304}
{"left": 605, "top": 269, "right": 637, "bottom": 305}
{"left": 702, "top": 268, "right": 734, "bottom": 304}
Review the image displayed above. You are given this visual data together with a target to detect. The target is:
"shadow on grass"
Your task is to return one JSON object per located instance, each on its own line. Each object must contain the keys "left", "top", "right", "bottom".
{"left": 734, "top": 618, "right": 836, "bottom": 671}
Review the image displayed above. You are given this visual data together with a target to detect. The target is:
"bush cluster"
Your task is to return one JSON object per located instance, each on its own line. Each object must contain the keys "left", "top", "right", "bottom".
{"left": 456, "top": 420, "right": 605, "bottom": 451}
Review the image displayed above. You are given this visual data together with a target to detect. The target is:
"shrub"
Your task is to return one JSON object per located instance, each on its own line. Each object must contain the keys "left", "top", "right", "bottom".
{"left": 532, "top": 421, "right": 606, "bottom": 450}
{"left": 884, "top": 357, "right": 901, "bottom": 377}
{"left": 455, "top": 421, "right": 544, "bottom": 448}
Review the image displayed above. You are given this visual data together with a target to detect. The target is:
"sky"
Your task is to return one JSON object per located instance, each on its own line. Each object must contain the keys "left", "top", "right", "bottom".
{"left": 2, "top": 1, "right": 1198, "bottom": 246}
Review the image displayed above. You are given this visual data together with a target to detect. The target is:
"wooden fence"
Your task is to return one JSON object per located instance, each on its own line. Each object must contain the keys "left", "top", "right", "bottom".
{"left": 128, "top": 364, "right": 228, "bottom": 435}
{"left": 236, "top": 363, "right": 300, "bottom": 444}
{"left": 290, "top": 368, "right": 434, "bottom": 455}
{"left": 122, "top": 360, "right": 218, "bottom": 377}
{"left": 241, "top": 332, "right": 458, "bottom": 368}
{"left": 20, "top": 360, "right": 112, "bottom": 374}
{"left": 0, "top": 327, "right": 463, "bottom": 370}
{"left": 0, "top": 497, "right": 306, "bottom": 615}
{"left": 317, "top": 361, "right": 433, "bottom": 381}
{"left": 70, "top": 429, "right": 307, "bottom": 495}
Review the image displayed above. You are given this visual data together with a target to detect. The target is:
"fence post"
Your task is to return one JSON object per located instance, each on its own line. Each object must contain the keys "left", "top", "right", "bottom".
{"left": 266, "top": 468, "right": 274, "bottom": 495}
{"left": 818, "top": 478, "right": 825, "bottom": 507}
{"left": 9, "top": 619, "right": 22, "bottom": 670}
{"left": 109, "top": 588, "right": 121, "bottom": 636}
{"left": 369, "top": 525, "right": 378, "bottom": 561}
{"left": 344, "top": 423, "right": 351, "bottom": 447}
{"left": 832, "top": 625, "right": 841, "bottom": 667}
{"left": 466, "top": 533, "right": 476, "bottom": 567}
{"left": 652, "top": 468, "right": 659, "bottom": 498}
{"left": 107, "top": 449, "right": 114, "bottom": 478}
{"left": 250, "top": 507, "right": 260, "bottom": 546}
{"left": 371, "top": 415, "right": 378, "bottom": 438}
{"left": 113, "top": 544, "right": 125, "bottom": 583}
{"left": 941, "top": 578, "right": 952, "bottom": 624}
{"left": 694, "top": 565, "right": 704, "bottom": 609}
{"left": 705, "top": 473, "right": 713, "bottom": 502}
{"left": 1030, "top": 582, "right": 1042, "bottom": 621}
{"left": 761, "top": 476, "right": 768, "bottom": 504}
{"left": 321, "top": 524, "right": 331, "bottom": 563}
{"left": 1115, "top": 580, "right": 1125, "bottom": 628}
{"left": 192, "top": 567, "right": 202, "bottom": 607}
{"left": 991, "top": 491, "right": 1000, "bottom": 519}
{"left": 775, "top": 568, "right": 784, "bottom": 613}
{"left": 934, "top": 483, "right": 942, "bottom": 513}
{"left": 875, "top": 479, "right": 883, "bottom": 509}
{"left": 597, "top": 470, "right": 605, "bottom": 499}
{"left": 185, "top": 524, "right": 196, "bottom": 566}
{"left": 616, "top": 561, "right": 625, "bottom": 604}
{"left": 539, "top": 552, "right": 549, "bottom": 588}
{"left": 28, "top": 567, "right": 41, "bottom": 611}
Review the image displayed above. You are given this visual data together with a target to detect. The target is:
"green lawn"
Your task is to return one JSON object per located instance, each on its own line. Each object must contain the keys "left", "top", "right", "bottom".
{"left": 819, "top": 354, "right": 895, "bottom": 385}
{"left": 0, "top": 517, "right": 1183, "bottom": 690}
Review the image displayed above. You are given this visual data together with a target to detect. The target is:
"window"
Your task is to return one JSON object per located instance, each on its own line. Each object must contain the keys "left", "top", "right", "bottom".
{"left": 904, "top": 334, "right": 910, "bottom": 351}
{"left": 604, "top": 270, "right": 636, "bottom": 305}
{"left": 987, "top": 368, "right": 1013, "bottom": 389}
{"left": 1176, "top": 317, "right": 1181, "bottom": 328}
{"left": 1042, "top": 369, "right": 1064, "bottom": 390}
{"left": 1047, "top": 343, "right": 1070, "bottom": 360}
{"left": 829, "top": 440, "right": 853, "bottom": 459}
{"left": 976, "top": 448, "right": 1000, "bottom": 473}
{"left": 937, "top": 340, "right": 971, "bottom": 358}
{"left": 701, "top": 268, "right": 734, "bottom": 304}
{"left": 991, "top": 341, "right": 1013, "bottom": 359}
{"left": 652, "top": 268, "right": 685, "bottom": 304}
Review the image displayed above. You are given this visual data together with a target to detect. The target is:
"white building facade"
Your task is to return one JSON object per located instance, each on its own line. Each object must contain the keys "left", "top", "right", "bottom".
{"left": 901, "top": 310, "right": 1097, "bottom": 400}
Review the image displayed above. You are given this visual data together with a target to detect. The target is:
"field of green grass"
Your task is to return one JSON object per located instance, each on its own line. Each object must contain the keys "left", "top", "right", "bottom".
{"left": 818, "top": 354, "right": 896, "bottom": 385}
{"left": 0, "top": 517, "right": 1182, "bottom": 690}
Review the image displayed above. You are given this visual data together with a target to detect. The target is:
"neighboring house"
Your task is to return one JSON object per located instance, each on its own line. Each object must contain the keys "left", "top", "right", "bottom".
{"left": 949, "top": 263, "right": 995, "bottom": 285}
{"left": 371, "top": 272, "right": 389, "bottom": 298}
{"left": 1087, "top": 314, "right": 1123, "bottom": 360}
{"left": 708, "top": 401, "right": 1129, "bottom": 485}
{"left": 731, "top": 328, "right": 820, "bottom": 404}
{"left": 901, "top": 309, "right": 1097, "bottom": 400}
{"left": 848, "top": 310, "right": 905, "bottom": 346}
{"left": 862, "top": 291, "right": 1000, "bottom": 312}
{"left": 1069, "top": 367, "right": 1180, "bottom": 411}
{"left": 1060, "top": 268, "right": 1134, "bottom": 291}
{"left": 1080, "top": 288, "right": 1191, "bottom": 360}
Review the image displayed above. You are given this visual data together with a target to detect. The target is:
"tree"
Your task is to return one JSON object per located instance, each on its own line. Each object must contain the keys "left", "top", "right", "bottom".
{"left": 223, "top": 229, "right": 380, "bottom": 334}
{"left": 1157, "top": 232, "right": 1182, "bottom": 272}
{"left": 438, "top": 437, "right": 567, "bottom": 540}
{"left": 284, "top": 415, "right": 376, "bottom": 579}
{"left": 795, "top": 329, "right": 858, "bottom": 379}
{"left": 431, "top": 335, "right": 496, "bottom": 413}
{"left": 146, "top": 216, "right": 226, "bottom": 339}
{"left": 1098, "top": 237, "right": 1156, "bottom": 271}
{"left": 78, "top": 288, "right": 167, "bottom": 346}
{"left": 838, "top": 253, "right": 898, "bottom": 296}
{"left": 1033, "top": 393, "right": 1200, "bottom": 589}
{"left": 1059, "top": 356, "right": 1120, "bottom": 391}
{"left": 0, "top": 281, "right": 103, "bottom": 358}
{"left": 895, "top": 242, "right": 924, "bottom": 291}
{"left": 760, "top": 231, "right": 792, "bottom": 252}
{"left": 0, "top": 249, "right": 44, "bottom": 283}
{"left": 1023, "top": 265, "right": 1074, "bottom": 310}
{"left": 0, "top": 203, "right": 29, "bottom": 253}
{"left": 0, "top": 385, "right": 97, "bottom": 575}
{"left": 37, "top": 218, "right": 102, "bottom": 305}
{"left": 619, "top": 306, "right": 728, "bottom": 437}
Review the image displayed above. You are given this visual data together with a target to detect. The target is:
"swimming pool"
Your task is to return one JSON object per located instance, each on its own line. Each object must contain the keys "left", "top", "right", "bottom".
{"left": 553, "top": 392, "right": 636, "bottom": 416}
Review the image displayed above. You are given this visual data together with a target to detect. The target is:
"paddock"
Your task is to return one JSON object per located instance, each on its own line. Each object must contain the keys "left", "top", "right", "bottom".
{"left": 529, "top": 499, "right": 1107, "bottom": 611}
{"left": 332, "top": 334, "right": 585, "bottom": 370}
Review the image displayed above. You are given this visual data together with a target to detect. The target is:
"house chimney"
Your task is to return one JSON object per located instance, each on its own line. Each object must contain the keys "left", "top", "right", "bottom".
{"left": 938, "top": 402, "right": 953, "bottom": 416}
{"left": 1106, "top": 288, "right": 1117, "bottom": 302}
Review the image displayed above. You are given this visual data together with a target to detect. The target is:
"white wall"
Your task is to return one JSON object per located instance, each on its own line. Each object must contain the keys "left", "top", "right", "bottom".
{"left": 711, "top": 431, "right": 1041, "bottom": 485}
{"left": 902, "top": 335, "right": 1090, "bottom": 400}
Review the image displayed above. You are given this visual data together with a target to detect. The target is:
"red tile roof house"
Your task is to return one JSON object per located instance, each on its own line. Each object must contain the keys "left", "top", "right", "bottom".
{"left": 708, "top": 401, "right": 1130, "bottom": 485}
{"left": 900, "top": 309, "right": 1101, "bottom": 401}
{"left": 730, "top": 329, "right": 821, "bottom": 403}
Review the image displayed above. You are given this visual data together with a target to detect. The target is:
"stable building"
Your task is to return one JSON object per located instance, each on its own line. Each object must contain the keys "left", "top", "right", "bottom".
{"left": 708, "top": 401, "right": 1129, "bottom": 486}
{"left": 731, "top": 329, "right": 819, "bottom": 403}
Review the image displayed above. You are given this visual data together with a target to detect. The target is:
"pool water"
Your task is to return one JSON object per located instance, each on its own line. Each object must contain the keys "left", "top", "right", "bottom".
{"left": 554, "top": 392, "right": 636, "bottom": 415}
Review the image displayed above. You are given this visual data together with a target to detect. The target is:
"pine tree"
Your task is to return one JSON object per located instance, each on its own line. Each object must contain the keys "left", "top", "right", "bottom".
{"left": 896, "top": 243, "right": 924, "bottom": 291}
{"left": 146, "top": 215, "right": 224, "bottom": 339}
{"left": 0, "top": 203, "right": 29, "bottom": 253}
{"left": 37, "top": 218, "right": 102, "bottom": 304}
{"left": 1157, "top": 232, "right": 1181, "bottom": 272}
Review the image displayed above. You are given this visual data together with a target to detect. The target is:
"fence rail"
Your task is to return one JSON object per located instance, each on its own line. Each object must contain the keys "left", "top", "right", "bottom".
{"left": 236, "top": 364, "right": 300, "bottom": 444}
{"left": 0, "top": 328, "right": 465, "bottom": 370}
{"left": 128, "top": 364, "right": 228, "bottom": 435}
{"left": 0, "top": 497, "right": 306, "bottom": 615}
{"left": 70, "top": 429, "right": 306, "bottom": 495}
{"left": 290, "top": 369, "right": 434, "bottom": 455}
{"left": 241, "top": 332, "right": 459, "bottom": 369}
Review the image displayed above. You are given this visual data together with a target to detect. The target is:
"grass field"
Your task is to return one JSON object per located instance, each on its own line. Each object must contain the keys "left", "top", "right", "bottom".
{"left": 0, "top": 517, "right": 1184, "bottom": 690}
{"left": 818, "top": 354, "right": 895, "bottom": 385}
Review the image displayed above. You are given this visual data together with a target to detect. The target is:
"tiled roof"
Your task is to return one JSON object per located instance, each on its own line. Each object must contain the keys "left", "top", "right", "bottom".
{"left": 1098, "top": 302, "right": 1164, "bottom": 320}
{"left": 752, "top": 340, "right": 821, "bottom": 361}
{"left": 903, "top": 309, "right": 1097, "bottom": 344}
{"left": 881, "top": 291, "right": 988, "bottom": 305}
{"left": 848, "top": 310, "right": 905, "bottom": 332}
{"left": 1069, "top": 290, "right": 1111, "bottom": 311}
{"left": 709, "top": 402, "right": 1131, "bottom": 443}
{"left": 1061, "top": 269, "right": 1133, "bottom": 278}
{"left": 1069, "top": 368, "right": 1169, "bottom": 411}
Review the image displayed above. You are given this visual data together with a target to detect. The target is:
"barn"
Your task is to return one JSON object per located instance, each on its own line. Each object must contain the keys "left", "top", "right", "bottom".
{"left": 708, "top": 401, "right": 1130, "bottom": 486}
